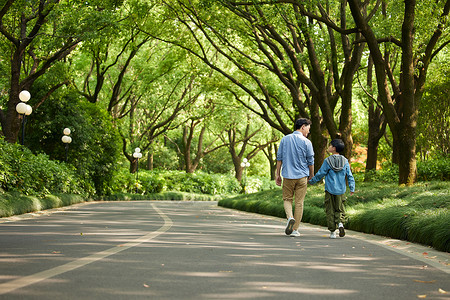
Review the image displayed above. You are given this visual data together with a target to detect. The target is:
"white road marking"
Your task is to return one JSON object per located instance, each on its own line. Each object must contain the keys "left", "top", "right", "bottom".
{"left": 0, "top": 203, "right": 172, "bottom": 295}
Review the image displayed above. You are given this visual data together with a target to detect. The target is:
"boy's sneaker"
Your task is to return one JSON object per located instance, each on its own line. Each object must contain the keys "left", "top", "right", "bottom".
{"left": 329, "top": 231, "right": 337, "bottom": 239}
{"left": 338, "top": 223, "right": 345, "bottom": 237}
{"left": 285, "top": 217, "right": 295, "bottom": 235}
{"left": 290, "top": 230, "right": 300, "bottom": 237}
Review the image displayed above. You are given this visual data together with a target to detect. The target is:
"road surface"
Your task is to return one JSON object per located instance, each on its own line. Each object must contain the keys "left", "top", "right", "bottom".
{"left": 0, "top": 201, "right": 448, "bottom": 299}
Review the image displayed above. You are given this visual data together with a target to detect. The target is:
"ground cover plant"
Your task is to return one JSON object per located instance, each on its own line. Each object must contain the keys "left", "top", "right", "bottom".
{"left": 218, "top": 181, "right": 450, "bottom": 252}
{"left": 0, "top": 193, "right": 88, "bottom": 218}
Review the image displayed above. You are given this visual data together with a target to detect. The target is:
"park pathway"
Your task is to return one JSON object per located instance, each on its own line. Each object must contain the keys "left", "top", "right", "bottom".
{"left": 0, "top": 201, "right": 448, "bottom": 299}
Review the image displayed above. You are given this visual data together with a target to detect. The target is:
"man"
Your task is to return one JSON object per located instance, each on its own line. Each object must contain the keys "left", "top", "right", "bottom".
{"left": 276, "top": 118, "right": 314, "bottom": 237}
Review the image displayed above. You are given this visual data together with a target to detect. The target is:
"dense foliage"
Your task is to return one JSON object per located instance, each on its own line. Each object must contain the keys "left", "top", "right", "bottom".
{"left": 0, "top": 138, "right": 87, "bottom": 196}
{"left": 25, "top": 89, "right": 122, "bottom": 196}
{"left": 111, "top": 169, "right": 242, "bottom": 195}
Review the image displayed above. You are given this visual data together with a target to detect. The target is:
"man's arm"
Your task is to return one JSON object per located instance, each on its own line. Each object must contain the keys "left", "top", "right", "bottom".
{"left": 275, "top": 160, "right": 283, "bottom": 186}
{"left": 308, "top": 164, "right": 314, "bottom": 181}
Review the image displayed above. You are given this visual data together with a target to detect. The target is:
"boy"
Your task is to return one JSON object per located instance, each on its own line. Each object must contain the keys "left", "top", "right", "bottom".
{"left": 308, "top": 139, "right": 355, "bottom": 239}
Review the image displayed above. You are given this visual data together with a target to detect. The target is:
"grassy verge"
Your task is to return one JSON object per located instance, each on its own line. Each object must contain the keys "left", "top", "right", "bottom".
{"left": 0, "top": 192, "right": 90, "bottom": 218}
{"left": 218, "top": 181, "right": 450, "bottom": 252}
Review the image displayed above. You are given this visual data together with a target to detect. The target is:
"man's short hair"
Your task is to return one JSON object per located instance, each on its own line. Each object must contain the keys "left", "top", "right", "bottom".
{"left": 330, "top": 139, "right": 345, "bottom": 154}
{"left": 295, "top": 118, "right": 312, "bottom": 130}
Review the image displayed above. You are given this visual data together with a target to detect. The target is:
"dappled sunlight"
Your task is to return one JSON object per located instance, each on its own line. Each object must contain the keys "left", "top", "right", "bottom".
{"left": 244, "top": 281, "right": 357, "bottom": 295}
{"left": 1, "top": 201, "right": 448, "bottom": 299}
{"left": 165, "top": 271, "right": 234, "bottom": 278}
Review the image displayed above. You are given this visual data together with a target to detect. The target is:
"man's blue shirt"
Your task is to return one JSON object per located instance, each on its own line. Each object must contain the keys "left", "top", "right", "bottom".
{"left": 276, "top": 131, "right": 314, "bottom": 179}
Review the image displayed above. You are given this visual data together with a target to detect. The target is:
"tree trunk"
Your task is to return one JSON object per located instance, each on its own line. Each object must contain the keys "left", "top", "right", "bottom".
{"left": 366, "top": 104, "right": 386, "bottom": 169}
{"left": 147, "top": 153, "right": 153, "bottom": 170}
{"left": 309, "top": 101, "right": 327, "bottom": 172}
{"left": 347, "top": 0, "right": 418, "bottom": 185}
{"left": 129, "top": 158, "right": 138, "bottom": 173}
{"left": 2, "top": 47, "right": 26, "bottom": 143}
{"left": 396, "top": 0, "right": 417, "bottom": 185}
{"left": 364, "top": 56, "right": 386, "bottom": 181}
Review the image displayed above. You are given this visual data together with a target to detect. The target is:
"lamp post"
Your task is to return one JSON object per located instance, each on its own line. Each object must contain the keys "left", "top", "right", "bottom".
{"left": 133, "top": 147, "right": 143, "bottom": 193}
{"left": 61, "top": 128, "right": 72, "bottom": 162}
{"left": 240, "top": 158, "right": 250, "bottom": 194}
{"left": 15, "top": 90, "right": 32, "bottom": 145}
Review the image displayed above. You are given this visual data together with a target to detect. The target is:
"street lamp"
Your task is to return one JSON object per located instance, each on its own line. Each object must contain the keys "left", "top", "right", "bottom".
{"left": 133, "top": 147, "right": 143, "bottom": 193}
{"left": 240, "top": 158, "right": 250, "bottom": 194}
{"left": 15, "top": 90, "right": 32, "bottom": 145}
{"left": 61, "top": 128, "right": 72, "bottom": 162}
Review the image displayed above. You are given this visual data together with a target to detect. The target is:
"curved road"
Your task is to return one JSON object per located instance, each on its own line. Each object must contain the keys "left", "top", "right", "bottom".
{"left": 0, "top": 201, "right": 448, "bottom": 299}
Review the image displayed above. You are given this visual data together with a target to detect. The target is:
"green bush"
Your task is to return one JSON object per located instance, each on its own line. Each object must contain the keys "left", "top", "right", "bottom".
{"left": 0, "top": 138, "right": 88, "bottom": 196}
{"left": 417, "top": 157, "right": 450, "bottom": 181}
{"left": 110, "top": 169, "right": 242, "bottom": 195}
{"left": 102, "top": 191, "right": 221, "bottom": 201}
{"left": 26, "top": 88, "right": 122, "bottom": 196}
{"left": 0, "top": 192, "right": 88, "bottom": 217}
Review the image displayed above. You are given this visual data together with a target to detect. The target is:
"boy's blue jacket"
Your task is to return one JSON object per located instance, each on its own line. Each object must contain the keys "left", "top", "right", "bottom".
{"left": 309, "top": 154, "right": 355, "bottom": 195}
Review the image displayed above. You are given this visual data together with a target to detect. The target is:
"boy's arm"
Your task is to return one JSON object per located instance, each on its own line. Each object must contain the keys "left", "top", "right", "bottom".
{"left": 346, "top": 163, "right": 356, "bottom": 194}
{"left": 308, "top": 161, "right": 328, "bottom": 184}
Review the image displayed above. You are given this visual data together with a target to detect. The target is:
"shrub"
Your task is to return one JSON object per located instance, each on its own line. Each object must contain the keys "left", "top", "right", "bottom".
{"left": 0, "top": 192, "right": 87, "bottom": 217}
{"left": 417, "top": 157, "right": 450, "bottom": 181}
{"left": 110, "top": 169, "right": 241, "bottom": 195}
{"left": 0, "top": 138, "right": 88, "bottom": 196}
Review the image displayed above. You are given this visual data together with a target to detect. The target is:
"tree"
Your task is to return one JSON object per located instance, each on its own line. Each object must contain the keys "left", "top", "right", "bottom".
{"left": 145, "top": 1, "right": 371, "bottom": 172}
{"left": 121, "top": 70, "right": 200, "bottom": 173}
{"left": 347, "top": 0, "right": 450, "bottom": 184}
{"left": 0, "top": 0, "right": 122, "bottom": 144}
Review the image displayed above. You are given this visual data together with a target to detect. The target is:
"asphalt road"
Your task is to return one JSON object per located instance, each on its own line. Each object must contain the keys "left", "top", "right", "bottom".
{"left": 0, "top": 201, "right": 448, "bottom": 299}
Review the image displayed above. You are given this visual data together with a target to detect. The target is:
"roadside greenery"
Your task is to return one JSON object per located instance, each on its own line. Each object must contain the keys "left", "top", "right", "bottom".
{"left": 0, "top": 192, "right": 88, "bottom": 218}
{"left": 0, "top": 138, "right": 88, "bottom": 196}
{"left": 355, "top": 157, "right": 450, "bottom": 183}
{"left": 218, "top": 181, "right": 450, "bottom": 252}
{"left": 111, "top": 169, "right": 242, "bottom": 195}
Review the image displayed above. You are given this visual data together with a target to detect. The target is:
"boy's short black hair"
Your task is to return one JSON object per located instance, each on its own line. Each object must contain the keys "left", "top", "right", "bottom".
{"left": 330, "top": 139, "right": 345, "bottom": 154}
{"left": 295, "top": 118, "right": 312, "bottom": 130}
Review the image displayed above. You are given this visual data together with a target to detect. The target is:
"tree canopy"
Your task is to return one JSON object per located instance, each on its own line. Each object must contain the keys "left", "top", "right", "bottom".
{"left": 0, "top": 0, "right": 449, "bottom": 187}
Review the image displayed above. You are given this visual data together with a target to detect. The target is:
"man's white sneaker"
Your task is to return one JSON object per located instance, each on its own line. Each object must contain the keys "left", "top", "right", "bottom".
{"left": 290, "top": 230, "right": 300, "bottom": 237}
{"left": 285, "top": 217, "right": 295, "bottom": 235}
{"left": 338, "top": 223, "right": 345, "bottom": 237}
{"left": 329, "top": 231, "right": 337, "bottom": 239}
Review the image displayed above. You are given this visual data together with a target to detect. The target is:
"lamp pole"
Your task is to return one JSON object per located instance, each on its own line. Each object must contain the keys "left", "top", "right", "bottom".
{"left": 133, "top": 147, "right": 143, "bottom": 193}
{"left": 240, "top": 158, "right": 250, "bottom": 194}
{"left": 61, "top": 128, "right": 72, "bottom": 162}
{"left": 15, "top": 91, "right": 32, "bottom": 145}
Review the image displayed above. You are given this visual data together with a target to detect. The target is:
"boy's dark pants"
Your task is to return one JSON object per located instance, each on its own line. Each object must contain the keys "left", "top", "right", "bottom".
{"left": 324, "top": 191, "right": 345, "bottom": 231}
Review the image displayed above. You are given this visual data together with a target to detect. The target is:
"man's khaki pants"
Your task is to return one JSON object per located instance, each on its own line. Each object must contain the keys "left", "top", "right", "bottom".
{"left": 282, "top": 177, "right": 308, "bottom": 231}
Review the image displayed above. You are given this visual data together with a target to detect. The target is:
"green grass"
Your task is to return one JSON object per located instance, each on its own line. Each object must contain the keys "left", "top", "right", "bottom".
{"left": 218, "top": 181, "right": 450, "bottom": 252}
{"left": 0, "top": 192, "right": 89, "bottom": 217}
